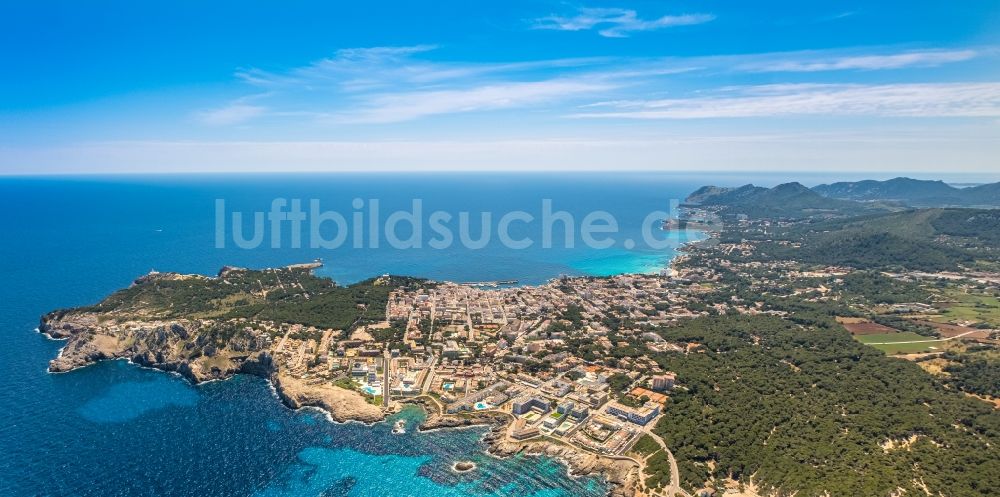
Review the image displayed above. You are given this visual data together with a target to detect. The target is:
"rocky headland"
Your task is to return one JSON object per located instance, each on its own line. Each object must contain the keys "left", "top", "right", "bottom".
{"left": 40, "top": 310, "right": 386, "bottom": 423}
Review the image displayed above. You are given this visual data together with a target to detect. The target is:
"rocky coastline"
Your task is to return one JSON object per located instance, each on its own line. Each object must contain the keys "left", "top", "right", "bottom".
{"left": 39, "top": 274, "right": 640, "bottom": 497}
{"left": 398, "top": 396, "right": 638, "bottom": 497}
{"left": 482, "top": 425, "right": 638, "bottom": 497}
{"left": 43, "top": 319, "right": 638, "bottom": 496}
{"left": 39, "top": 312, "right": 387, "bottom": 425}
{"left": 272, "top": 372, "right": 384, "bottom": 424}
{"left": 402, "top": 396, "right": 509, "bottom": 431}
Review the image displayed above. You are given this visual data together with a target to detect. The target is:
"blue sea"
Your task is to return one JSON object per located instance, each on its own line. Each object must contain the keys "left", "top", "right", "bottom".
{"left": 0, "top": 172, "right": 738, "bottom": 496}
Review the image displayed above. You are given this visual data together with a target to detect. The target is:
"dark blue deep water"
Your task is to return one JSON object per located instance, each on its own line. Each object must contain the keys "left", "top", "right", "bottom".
{"left": 0, "top": 173, "right": 728, "bottom": 496}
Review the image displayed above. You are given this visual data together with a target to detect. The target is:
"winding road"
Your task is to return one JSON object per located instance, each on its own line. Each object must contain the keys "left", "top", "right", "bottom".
{"left": 863, "top": 330, "right": 979, "bottom": 345}
{"left": 638, "top": 426, "right": 690, "bottom": 497}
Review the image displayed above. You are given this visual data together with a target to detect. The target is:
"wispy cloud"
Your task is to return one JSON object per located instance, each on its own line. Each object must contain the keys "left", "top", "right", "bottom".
{"left": 229, "top": 45, "right": 620, "bottom": 123}
{"left": 571, "top": 83, "right": 1000, "bottom": 119}
{"left": 197, "top": 44, "right": 994, "bottom": 126}
{"left": 532, "top": 7, "right": 715, "bottom": 38}
{"left": 237, "top": 45, "right": 443, "bottom": 91}
{"left": 237, "top": 45, "right": 605, "bottom": 92}
{"left": 197, "top": 103, "right": 267, "bottom": 126}
{"left": 819, "top": 11, "right": 857, "bottom": 22}
{"left": 344, "top": 79, "right": 616, "bottom": 123}
{"left": 737, "top": 49, "right": 979, "bottom": 72}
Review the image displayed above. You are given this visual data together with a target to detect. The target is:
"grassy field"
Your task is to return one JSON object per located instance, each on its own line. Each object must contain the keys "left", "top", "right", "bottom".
{"left": 869, "top": 342, "right": 941, "bottom": 355}
{"left": 854, "top": 331, "right": 944, "bottom": 355}
{"left": 855, "top": 332, "right": 932, "bottom": 344}
{"left": 332, "top": 377, "right": 358, "bottom": 391}
{"left": 930, "top": 288, "right": 1000, "bottom": 327}
{"left": 630, "top": 434, "right": 661, "bottom": 457}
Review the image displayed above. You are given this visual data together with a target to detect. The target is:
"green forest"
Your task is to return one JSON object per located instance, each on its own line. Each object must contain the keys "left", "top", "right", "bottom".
{"left": 647, "top": 314, "right": 999, "bottom": 496}
{"left": 941, "top": 351, "right": 1000, "bottom": 398}
{"left": 75, "top": 267, "right": 426, "bottom": 332}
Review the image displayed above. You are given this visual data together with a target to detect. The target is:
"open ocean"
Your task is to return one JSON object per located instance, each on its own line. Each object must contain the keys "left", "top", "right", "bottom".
{"left": 0, "top": 172, "right": 736, "bottom": 496}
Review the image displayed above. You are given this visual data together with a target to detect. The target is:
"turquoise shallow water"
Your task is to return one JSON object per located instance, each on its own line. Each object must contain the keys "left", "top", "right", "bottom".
{"left": 0, "top": 173, "right": 720, "bottom": 496}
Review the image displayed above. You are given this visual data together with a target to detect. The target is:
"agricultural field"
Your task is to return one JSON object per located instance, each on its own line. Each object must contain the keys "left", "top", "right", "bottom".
{"left": 929, "top": 288, "right": 1000, "bottom": 327}
{"left": 869, "top": 342, "right": 942, "bottom": 355}
{"left": 855, "top": 332, "right": 933, "bottom": 344}
{"left": 835, "top": 317, "right": 868, "bottom": 324}
{"left": 841, "top": 321, "right": 897, "bottom": 335}
{"left": 854, "top": 332, "right": 943, "bottom": 355}
{"left": 910, "top": 319, "right": 992, "bottom": 339}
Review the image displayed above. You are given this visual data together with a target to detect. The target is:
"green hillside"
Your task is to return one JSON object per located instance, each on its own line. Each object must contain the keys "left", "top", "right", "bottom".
{"left": 722, "top": 208, "right": 1000, "bottom": 271}
{"left": 64, "top": 266, "right": 427, "bottom": 332}
{"left": 685, "top": 182, "right": 888, "bottom": 219}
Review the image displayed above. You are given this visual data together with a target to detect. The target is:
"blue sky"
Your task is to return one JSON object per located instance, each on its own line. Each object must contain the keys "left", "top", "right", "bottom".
{"left": 2, "top": 0, "right": 999, "bottom": 175}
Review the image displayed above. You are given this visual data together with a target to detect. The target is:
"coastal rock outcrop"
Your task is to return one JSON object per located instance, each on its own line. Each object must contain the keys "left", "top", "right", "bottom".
{"left": 483, "top": 425, "right": 638, "bottom": 497}
{"left": 39, "top": 308, "right": 386, "bottom": 424}
{"left": 272, "top": 372, "right": 383, "bottom": 424}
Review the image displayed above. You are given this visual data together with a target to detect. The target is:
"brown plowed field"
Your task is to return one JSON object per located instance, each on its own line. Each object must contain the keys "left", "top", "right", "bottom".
{"left": 842, "top": 321, "right": 898, "bottom": 335}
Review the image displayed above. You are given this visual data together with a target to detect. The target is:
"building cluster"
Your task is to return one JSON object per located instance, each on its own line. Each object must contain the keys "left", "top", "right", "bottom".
{"left": 493, "top": 366, "right": 678, "bottom": 455}
{"left": 260, "top": 272, "right": 694, "bottom": 456}
{"left": 388, "top": 275, "right": 709, "bottom": 340}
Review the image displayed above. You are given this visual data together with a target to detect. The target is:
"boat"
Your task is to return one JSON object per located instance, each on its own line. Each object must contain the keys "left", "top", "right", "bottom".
{"left": 392, "top": 419, "right": 406, "bottom": 435}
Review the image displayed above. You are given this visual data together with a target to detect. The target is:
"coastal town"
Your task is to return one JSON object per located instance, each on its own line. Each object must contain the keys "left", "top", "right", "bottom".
{"left": 254, "top": 271, "right": 702, "bottom": 495}
{"left": 262, "top": 241, "right": 1000, "bottom": 495}
{"left": 37, "top": 189, "right": 1000, "bottom": 497}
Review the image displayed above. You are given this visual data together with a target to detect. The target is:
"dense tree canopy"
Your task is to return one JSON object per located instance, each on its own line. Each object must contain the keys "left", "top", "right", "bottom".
{"left": 650, "top": 314, "right": 1000, "bottom": 496}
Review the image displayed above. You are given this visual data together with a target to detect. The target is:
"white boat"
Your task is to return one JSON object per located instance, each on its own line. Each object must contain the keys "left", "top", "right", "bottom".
{"left": 392, "top": 420, "right": 406, "bottom": 434}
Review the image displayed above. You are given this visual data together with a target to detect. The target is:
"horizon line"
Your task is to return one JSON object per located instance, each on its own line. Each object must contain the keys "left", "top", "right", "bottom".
{"left": 1, "top": 169, "right": 998, "bottom": 184}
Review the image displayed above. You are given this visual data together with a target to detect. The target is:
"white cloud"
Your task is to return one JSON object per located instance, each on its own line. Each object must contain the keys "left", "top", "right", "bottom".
{"left": 197, "top": 103, "right": 266, "bottom": 125}
{"left": 236, "top": 45, "right": 441, "bottom": 91}
{"left": 198, "top": 44, "right": 993, "bottom": 127}
{"left": 738, "top": 49, "right": 979, "bottom": 72}
{"left": 343, "top": 79, "right": 616, "bottom": 123}
{"left": 826, "top": 11, "right": 857, "bottom": 21}
{"left": 571, "top": 83, "right": 1000, "bottom": 119}
{"left": 221, "top": 46, "right": 624, "bottom": 124}
{"left": 533, "top": 8, "right": 715, "bottom": 38}
{"left": 237, "top": 45, "right": 603, "bottom": 92}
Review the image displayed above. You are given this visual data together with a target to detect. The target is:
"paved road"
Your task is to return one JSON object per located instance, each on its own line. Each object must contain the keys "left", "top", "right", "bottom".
{"left": 640, "top": 426, "right": 690, "bottom": 497}
{"left": 864, "top": 330, "right": 979, "bottom": 345}
{"left": 420, "top": 354, "right": 438, "bottom": 394}
{"left": 382, "top": 349, "right": 391, "bottom": 407}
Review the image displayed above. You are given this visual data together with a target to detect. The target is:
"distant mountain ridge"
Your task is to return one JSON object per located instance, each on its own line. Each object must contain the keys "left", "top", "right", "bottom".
{"left": 684, "top": 181, "right": 888, "bottom": 219}
{"left": 813, "top": 177, "right": 1000, "bottom": 207}
{"left": 685, "top": 177, "right": 1000, "bottom": 219}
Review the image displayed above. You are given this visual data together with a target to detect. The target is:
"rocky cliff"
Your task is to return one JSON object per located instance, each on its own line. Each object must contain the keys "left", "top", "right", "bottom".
{"left": 40, "top": 309, "right": 383, "bottom": 423}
